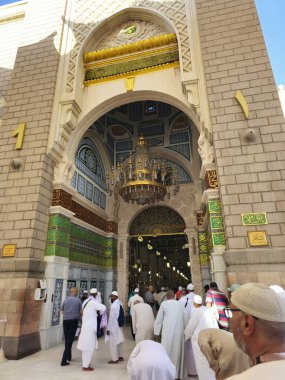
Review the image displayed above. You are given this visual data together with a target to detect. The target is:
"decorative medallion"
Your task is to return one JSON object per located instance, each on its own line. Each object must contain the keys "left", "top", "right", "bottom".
{"left": 119, "top": 24, "right": 139, "bottom": 38}
{"left": 212, "top": 232, "right": 226, "bottom": 246}
{"left": 248, "top": 231, "right": 268, "bottom": 246}
{"left": 198, "top": 232, "right": 207, "bottom": 254}
{"left": 205, "top": 170, "right": 218, "bottom": 189}
{"left": 208, "top": 199, "right": 222, "bottom": 214}
{"left": 200, "top": 253, "right": 209, "bottom": 265}
{"left": 241, "top": 212, "right": 267, "bottom": 226}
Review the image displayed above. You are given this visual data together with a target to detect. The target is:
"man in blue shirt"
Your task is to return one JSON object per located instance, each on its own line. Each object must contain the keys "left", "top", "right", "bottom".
{"left": 61, "top": 287, "right": 82, "bottom": 366}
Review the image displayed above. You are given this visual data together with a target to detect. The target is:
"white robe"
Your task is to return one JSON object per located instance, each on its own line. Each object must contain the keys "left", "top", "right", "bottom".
{"left": 154, "top": 299, "right": 189, "bottom": 379}
{"left": 132, "top": 303, "right": 154, "bottom": 344}
{"left": 179, "top": 292, "right": 196, "bottom": 375}
{"left": 106, "top": 299, "right": 125, "bottom": 361}
{"left": 185, "top": 306, "right": 219, "bottom": 380}
{"left": 128, "top": 294, "right": 144, "bottom": 315}
{"left": 77, "top": 298, "right": 106, "bottom": 351}
{"left": 227, "top": 359, "right": 285, "bottom": 380}
{"left": 179, "top": 292, "right": 196, "bottom": 317}
{"left": 127, "top": 340, "right": 176, "bottom": 380}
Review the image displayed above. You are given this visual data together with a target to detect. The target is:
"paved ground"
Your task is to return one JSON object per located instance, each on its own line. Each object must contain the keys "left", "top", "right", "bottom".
{"left": 0, "top": 328, "right": 198, "bottom": 380}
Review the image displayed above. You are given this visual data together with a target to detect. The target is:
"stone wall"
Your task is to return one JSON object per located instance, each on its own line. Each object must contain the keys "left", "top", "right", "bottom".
{"left": 195, "top": 0, "right": 285, "bottom": 286}
{"left": 196, "top": 0, "right": 285, "bottom": 249}
{"left": 0, "top": 0, "right": 66, "bottom": 358}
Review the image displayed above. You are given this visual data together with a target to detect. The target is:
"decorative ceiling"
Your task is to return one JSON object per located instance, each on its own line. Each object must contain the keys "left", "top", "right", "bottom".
{"left": 129, "top": 205, "right": 185, "bottom": 235}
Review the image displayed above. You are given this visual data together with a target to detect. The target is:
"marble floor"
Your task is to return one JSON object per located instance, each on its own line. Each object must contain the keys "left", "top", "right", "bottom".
{"left": 0, "top": 328, "right": 198, "bottom": 380}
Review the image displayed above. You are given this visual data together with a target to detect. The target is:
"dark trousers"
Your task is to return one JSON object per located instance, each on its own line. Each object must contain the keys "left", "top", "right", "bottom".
{"left": 61, "top": 319, "right": 78, "bottom": 364}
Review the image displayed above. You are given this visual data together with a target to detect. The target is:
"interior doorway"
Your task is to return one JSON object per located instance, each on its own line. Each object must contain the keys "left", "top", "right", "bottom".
{"left": 128, "top": 206, "right": 190, "bottom": 292}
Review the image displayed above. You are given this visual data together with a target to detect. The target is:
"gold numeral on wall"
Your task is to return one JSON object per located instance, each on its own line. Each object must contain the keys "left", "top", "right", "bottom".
{"left": 13, "top": 123, "right": 26, "bottom": 149}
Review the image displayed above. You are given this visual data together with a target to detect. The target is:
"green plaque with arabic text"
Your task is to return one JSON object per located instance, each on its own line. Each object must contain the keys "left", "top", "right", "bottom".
{"left": 241, "top": 212, "right": 267, "bottom": 226}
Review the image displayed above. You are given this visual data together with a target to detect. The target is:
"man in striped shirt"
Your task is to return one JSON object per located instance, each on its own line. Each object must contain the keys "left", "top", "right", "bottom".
{"left": 206, "top": 282, "right": 229, "bottom": 330}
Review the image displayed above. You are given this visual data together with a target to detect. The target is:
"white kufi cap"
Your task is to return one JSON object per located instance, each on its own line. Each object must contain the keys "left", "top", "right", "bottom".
{"left": 193, "top": 295, "right": 202, "bottom": 305}
{"left": 187, "top": 283, "right": 194, "bottom": 291}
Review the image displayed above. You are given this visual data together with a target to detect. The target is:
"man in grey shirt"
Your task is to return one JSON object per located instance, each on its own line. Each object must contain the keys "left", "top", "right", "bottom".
{"left": 61, "top": 287, "right": 82, "bottom": 366}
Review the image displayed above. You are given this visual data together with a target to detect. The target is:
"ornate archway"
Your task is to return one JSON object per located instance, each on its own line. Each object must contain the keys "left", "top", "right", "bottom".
{"left": 128, "top": 206, "right": 191, "bottom": 290}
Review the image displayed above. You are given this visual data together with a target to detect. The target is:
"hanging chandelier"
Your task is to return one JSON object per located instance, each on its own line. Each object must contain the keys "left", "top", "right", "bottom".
{"left": 106, "top": 136, "right": 179, "bottom": 205}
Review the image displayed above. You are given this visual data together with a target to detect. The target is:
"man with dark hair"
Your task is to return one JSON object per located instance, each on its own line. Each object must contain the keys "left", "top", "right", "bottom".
{"left": 226, "top": 282, "right": 285, "bottom": 379}
{"left": 206, "top": 282, "right": 229, "bottom": 330}
{"left": 144, "top": 285, "right": 157, "bottom": 316}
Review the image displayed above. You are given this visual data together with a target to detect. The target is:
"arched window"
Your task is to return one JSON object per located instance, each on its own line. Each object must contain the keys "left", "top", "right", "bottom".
{"left": 71, "top": 138, "right": 107, "bottom": 209}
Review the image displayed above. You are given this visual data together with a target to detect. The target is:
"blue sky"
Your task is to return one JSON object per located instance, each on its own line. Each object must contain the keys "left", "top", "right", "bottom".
{"left": 0, "top": 0, "right": 284, "bottom": 85}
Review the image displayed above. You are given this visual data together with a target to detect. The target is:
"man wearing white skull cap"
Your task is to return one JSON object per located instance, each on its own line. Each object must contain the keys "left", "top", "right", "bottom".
{"left": 128, "top": 288, "right": 144, "bottom": 339}
{"left": 226, "top": 282, "right": 285, "bottom": 380}
{"left": 77, "top": 288, "right": 106, "bottom": 371}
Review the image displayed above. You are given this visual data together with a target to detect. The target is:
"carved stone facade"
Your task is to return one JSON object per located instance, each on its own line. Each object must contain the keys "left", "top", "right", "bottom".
{"left": 0, "top": 0, "right": 285, "bottom": 359}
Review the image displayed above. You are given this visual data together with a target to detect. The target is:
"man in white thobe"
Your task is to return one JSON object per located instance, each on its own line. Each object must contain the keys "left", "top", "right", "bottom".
{"left": 128, "top": 288, "right": 144, "bottom": 339}
{"left": 77, "top": 288, "right": 106, "bottom": 371}
{"left": 127, "top": 340, "right": 176, "bottom": 380}
{"left": 179, "top": 283, "right": 196, "bottom": 376}
{"left": 154, "top": 289, "right": 189, "bottom": 380}
{"left": 185, "top": 295, "right": 219, "bottom": 380}
{"left": 106, "top": 290, "right": 125, "bottom": 363}
{"left": 132, "top": 300, "right": 154, "bottom": 344}
{"left": 179, "top": 283, "right": 196, "bottom": 316}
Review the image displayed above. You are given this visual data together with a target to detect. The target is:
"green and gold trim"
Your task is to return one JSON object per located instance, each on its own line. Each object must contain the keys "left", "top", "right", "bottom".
{"left": 83, "top": 33, "right": 178, "bottom": 64}
{"left": 83, "top": 33, "right": 180, "bottom": 86}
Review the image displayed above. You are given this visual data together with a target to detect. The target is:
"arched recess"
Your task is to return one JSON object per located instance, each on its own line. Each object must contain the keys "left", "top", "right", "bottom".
{"left": 66, "top": 91, "right": 201, "bottom": 168}
{"left": 128, "top": 205, "right": 191, "bottom": 289}
{"left": 73, "top": 6, "right": 184, "bottom": 94}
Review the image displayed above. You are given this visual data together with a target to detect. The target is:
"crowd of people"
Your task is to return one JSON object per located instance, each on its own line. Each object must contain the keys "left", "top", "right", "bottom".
{"left": 60, "top": 281, "right": 285, "bottom": 379}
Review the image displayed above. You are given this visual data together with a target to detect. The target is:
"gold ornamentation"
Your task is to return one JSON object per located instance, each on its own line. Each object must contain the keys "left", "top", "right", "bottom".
{"left": 2, "top": 244, "right": 16, "bottom": 257}
{"left": 235, "top": 90, "right": 249, "bottom": 118}
{"left": 248, "top": 231, "right": 268, "bottom": 246}
{"left": 13, "top": 123, "right": 26, "bottom": 150}
{"left": 83, "top": 33, "right": 177, "bottom": 64}
{"left": 0, "top": 11, "right": 25, "bottom": 24}
{"left": 206, "top": 170, "right": 218, "bottom": 189}
{"left": 125, "top": 76, "right": 135, "bottom": 92}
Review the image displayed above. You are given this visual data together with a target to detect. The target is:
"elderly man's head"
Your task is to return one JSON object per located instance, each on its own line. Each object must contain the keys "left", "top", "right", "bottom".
{"left": 227, "top": 282, "right": 285, "bottom": 360}
{"left": 166, "top": 289, "right": 175, "bottom": 300}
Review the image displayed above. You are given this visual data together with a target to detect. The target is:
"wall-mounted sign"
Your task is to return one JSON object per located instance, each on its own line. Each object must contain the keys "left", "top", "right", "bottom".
{"left": 248, "top": 231, "right": 268, "bottom": 246}
{"left": 241, "top": 212, "right": 267, "bottom": 226}
{"left": 2, "top": 244, "right": 16, "bottom": 257}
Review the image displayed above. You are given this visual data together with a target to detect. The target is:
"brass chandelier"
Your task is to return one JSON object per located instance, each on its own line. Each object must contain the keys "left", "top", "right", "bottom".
{"left": 107, "top": 136, "right": 179, "bottom": 205}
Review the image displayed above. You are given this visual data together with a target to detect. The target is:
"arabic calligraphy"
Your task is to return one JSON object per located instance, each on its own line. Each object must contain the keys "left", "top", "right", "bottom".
{"left": 241, "top": 212, "right": 267, "bottom": 226}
